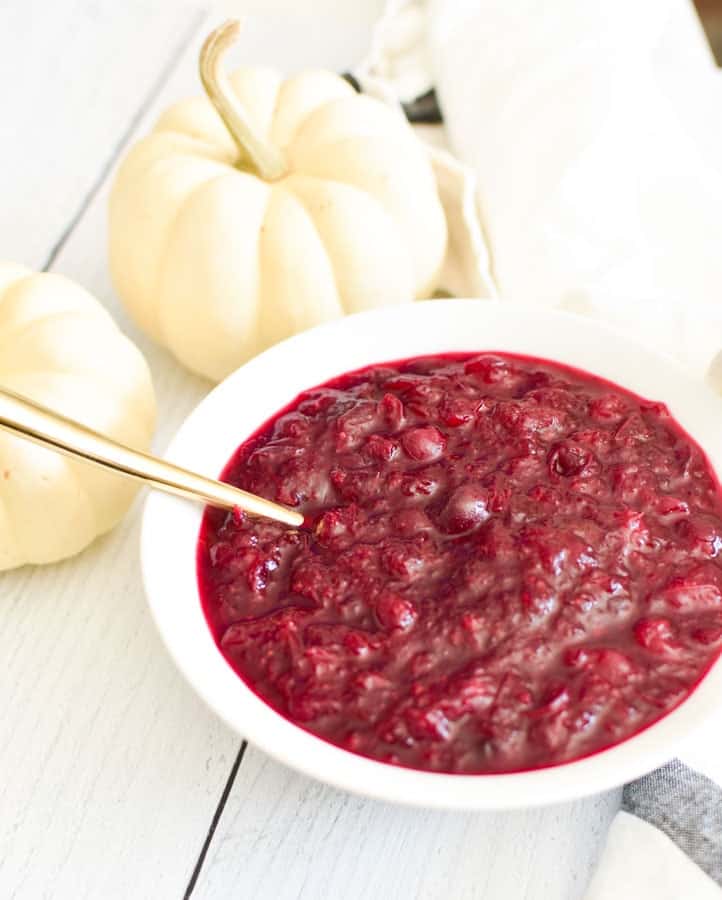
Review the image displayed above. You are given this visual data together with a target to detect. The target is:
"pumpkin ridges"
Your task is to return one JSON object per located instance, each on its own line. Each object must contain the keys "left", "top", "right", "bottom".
{"left": 0, "top": 341, "right": 155, "bottom": 432}
{"left": 289, "top": 93, "right": 407, "bottom": 151}
{"left": 0, "top": 309, "right": 112, "bottom": 360}
{"left": 109, "top": 137, "right": 233, "bottom": 340}
{"left": 51, "top": 371, "right": 151, "bottom": 533}
{"left": 0, "top": 431, "right": 100, "bottom": 566}
{"left": 269, "top": 70, "right": 355, "bottom": 151}
{"left": 154, "top": 98, "right": 237, "bottom": 158}
{"left": 288, "top": 134, "right": 447, "bottom": 295}
{"left": 0, "top": 280, "right": 153, "bottom": 424}
{"left": 156, "top": 172, "right": 271, "bottom": 381}
{"left": 257, "top": 185, "right": 344, "bottom": 350}
{"left": 0, "top": 267, "right": 156, "bottom": 570}
{"left": 0, "top": 368, "right": 151, "bottom": 557}
{"left": 1, "top": 369, "right": 154, "bottom": 458}
{"left": 284, "top": 173, "right": 415, "bottom": 315}
{"left": 0, "top": 272, "right": 109, "bottom": 331}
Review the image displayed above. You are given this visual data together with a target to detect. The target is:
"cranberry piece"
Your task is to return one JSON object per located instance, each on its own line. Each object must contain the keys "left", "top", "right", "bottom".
{"left": 658, "top": 580, "right": 722, "bottom": 610}
{"left": 409, "top": 651, "right": 434, "bottom": 677}
{"left": 692, "top": 625, "right": 722, "bottom": 645}
{"left": 209, "top": 540, "right": 234, "bottom": 567}
{"left": 589, "top": 393, "right": 631, "bottom": 422}
{"left": 529, "top": 712, "right": 569, "bottom": 752}
{"left": 378, "top": 392, "right": 404, "bottom": 430}
{"left": 391, "top": 508, "right": 433, "bottom": 535}
{"left": 569, "top": 427, "right": 613, "bottom": 456}
{"left": 247, "top": 442, "right": 303, "bottom": 471}
{"left": 439, "top": 397, "right": 474, "bottom": 427}
{"left": 335, "top": 401, "right": 380, "bottom": 451}
{"left": 493, "top": 401, "right": 522, "bottom": 432}
{"left": 375, "top": 592, "right": 418, "bottom": 631}
{"left": 529, "top": 683, "right": 570, "bottom": 718}
{"left": 548, "top": 441, "right": 591, "bottom": 477}
{"left": 393, "top": 469, "right": 442, "bottom": 498}
{"left": 678, "top": 517, "right": 722, "bottom": 559}
{"left": 565, "top": 647, "right": 637, "bottom": 685}
{"left": 477, "top": 520, "right": 516, "bottom": 564}
{"left": 380, "top": 541, "right": 427, "bottom": 580}
{"left": 655, "top": 497, "right": 690, "bottom": 521}
{"left": 354, "top": 672, "right": 392, "bottom": 690}
{"left": 365, "top": 434, "right": 399, "bottom": 462}
{"left": 439, "top": 484, "right": 491, "bottom": 534}
{"left": 287, "top": 693, "right": 343, "bottom": 723}
{"left": 611, "top": 464, "right": 658, "bottom": 504}
{"left": 343, "top": 631, "right": 378, "bottom": 657}
{"left": 297, "top": 389, "right": 342, "bottom": 417}
{"left": 273, "top": 412, "right": 311, "bottom": 440}
{"left": 521, "top": 576, "right": 557, "bottom": 618}
{"left": 615, "top": 414, "right": 654, "bottom": 446}
{"left": 301, "top": 644, "right": 346, "bottom": 679}
{"left": 220, "top": 606, "right": 307, "bottom": 649}
{"left": 290, "top": 559, "right": 349, "bottom": 606}
{"left": 314, "top": 505, "right": 359, "bottom": 546}
{"left": 401, "top": 426, "right": 447, "bottom": 461}
{"left": 527, "top": 387, "right": 585, "bottom": 415}
{"left": 464, "top": 355, "right": 517, "bottom": 385}
{"left": 633, "top": 618, "right": 677, "bottom": 654}
{"left": 404, "top": 706, "right": 453, "bottom": 742}
{"left": 330, "top": 468, "right": 382, "bottom": 503}
{"left": 518, "top": 406, "right": 567, "bottom": 439}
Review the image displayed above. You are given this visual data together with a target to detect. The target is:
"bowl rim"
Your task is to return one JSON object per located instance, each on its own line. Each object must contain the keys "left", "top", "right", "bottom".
{"left": 141, "top": 299, "right": 722, "bottom": 810}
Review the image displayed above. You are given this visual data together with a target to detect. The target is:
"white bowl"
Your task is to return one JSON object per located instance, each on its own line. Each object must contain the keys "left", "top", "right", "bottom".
{"left": 141, "top": 300, "right": 722, "bottom": 810}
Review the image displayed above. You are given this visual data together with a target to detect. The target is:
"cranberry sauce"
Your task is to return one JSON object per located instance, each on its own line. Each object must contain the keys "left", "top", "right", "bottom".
{"left": 197, "top": 353, "right": 722, "bottom": 774}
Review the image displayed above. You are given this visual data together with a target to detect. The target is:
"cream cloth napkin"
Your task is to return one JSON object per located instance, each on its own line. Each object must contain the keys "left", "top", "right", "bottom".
{"left": 355, "top": 1, "right": 722, "bottom": 895}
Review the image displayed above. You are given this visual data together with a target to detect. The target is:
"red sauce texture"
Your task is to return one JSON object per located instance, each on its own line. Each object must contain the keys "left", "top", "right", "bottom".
{"left": 198, "top": 353, "right": 722, "bottom": 773}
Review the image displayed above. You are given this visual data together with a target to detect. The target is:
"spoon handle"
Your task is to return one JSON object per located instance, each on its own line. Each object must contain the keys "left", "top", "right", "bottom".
{"left": 0, "top": 387, "right": 303, "bottom": 527}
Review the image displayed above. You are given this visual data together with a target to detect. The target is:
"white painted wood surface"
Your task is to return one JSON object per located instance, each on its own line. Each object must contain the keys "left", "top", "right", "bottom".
{"left": 0, "top": 0, "right": 203, "bottom": 271}
{"left": 0, "top": 3, "right": 620, "bottom": 898}
{"left": 194, "top": 746, "right": 619, "bottom": 900}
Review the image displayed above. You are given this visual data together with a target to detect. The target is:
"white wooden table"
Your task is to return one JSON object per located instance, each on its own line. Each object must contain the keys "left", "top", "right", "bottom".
{"left": 0, "top": 3, "right": 620, "bottom": 897}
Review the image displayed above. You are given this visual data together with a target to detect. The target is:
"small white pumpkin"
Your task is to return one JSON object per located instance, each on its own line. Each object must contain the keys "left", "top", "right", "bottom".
{"left": 109, "top": 20, "right": 447, "bottom": 382}
{"left": 0, "top": 263, "right": 156, "bottom": 570}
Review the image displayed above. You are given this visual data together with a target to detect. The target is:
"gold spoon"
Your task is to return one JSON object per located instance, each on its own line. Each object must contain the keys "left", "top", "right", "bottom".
{"left": 0, "top": 387, "right": 303, "bottom": 528}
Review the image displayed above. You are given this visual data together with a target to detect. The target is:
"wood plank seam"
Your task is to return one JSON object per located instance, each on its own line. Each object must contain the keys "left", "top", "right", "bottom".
{"left": 42, "top": 7, "right": 209, "bottom": 273}
{"left": 184, "top": 740, "right": 248, "bottom": 899}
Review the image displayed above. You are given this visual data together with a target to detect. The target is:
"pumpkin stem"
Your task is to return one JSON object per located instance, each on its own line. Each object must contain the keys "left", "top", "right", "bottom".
{"left": 199, "top": 19, "right": 287, "bottom": 181}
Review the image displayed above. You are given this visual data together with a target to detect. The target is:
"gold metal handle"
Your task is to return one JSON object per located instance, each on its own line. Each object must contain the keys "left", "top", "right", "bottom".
{"left": 0, "top": 387, "right": 304, "bottom": 528}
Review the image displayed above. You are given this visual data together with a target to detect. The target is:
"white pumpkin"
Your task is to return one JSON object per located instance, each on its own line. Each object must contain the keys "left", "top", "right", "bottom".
{"left": 109, "top": 20, "right": 447, "bottom": 382}
{"left": 0, "top": 263, "right": 156, "bottom": 570}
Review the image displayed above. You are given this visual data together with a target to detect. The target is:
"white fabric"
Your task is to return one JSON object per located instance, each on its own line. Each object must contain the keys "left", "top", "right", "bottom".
{"left": 357, "top": 2, "right": 722, "bottom": 894}
{"left": 428, "top": 0, "right": 721, "bottom": 295}
{"left": 584, "top": 811, "right": 721, "bottom": 900}
{"left": 360, "top": 0, "right": 722, "bottom": 386}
